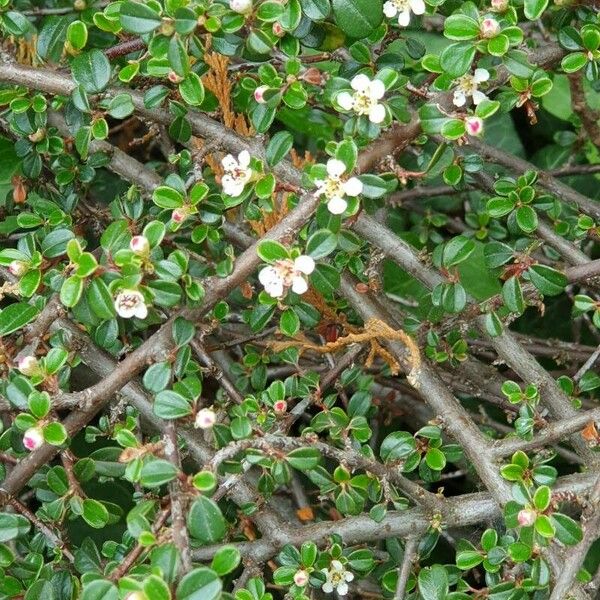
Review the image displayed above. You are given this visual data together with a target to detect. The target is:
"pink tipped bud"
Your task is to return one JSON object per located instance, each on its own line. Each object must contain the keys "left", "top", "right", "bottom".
{"left": 491, "top": 0, "right": 509, "bottom": 10}
{"left": 168, "top": 71, "right": 183, "bottom": 84}
{"left": 254, "top": 85, "right": 269, "bottom": 104}
{"left": 130, "top": 235, "right": 150, "bottom": 255}
{"left": 518, "top": 508, "right": 536, "bottom": 527}
{"left": 272, "top": 22, "right": 285, "bottom": 37}
{"left": 195, "top": 408, "right": 217, "bottom": 430}
{"left": 294, "top": 569, "right": 309, "bottom": 587}
{"left": 17, "top": 355, "right": 40, "bottom": 376}
{"left": 8, "top": 260, "right": 28, "bottom": 277}
{"left": 465, "top": 116, "right": 484, "bottom": 136}
{"left": 172, "top": 207, "right": 188, "bottom": 223}
{"left": 480, "top": 18, "right": 500, "bottom": 38}
{"left": 23, "top": 427, "right": 44, "bottom": 451}
{"left": 229, "top": 0, "right": 253, "bottom": 14}
{"left": 273, "top": 400, "right": 287, "bottom": 414}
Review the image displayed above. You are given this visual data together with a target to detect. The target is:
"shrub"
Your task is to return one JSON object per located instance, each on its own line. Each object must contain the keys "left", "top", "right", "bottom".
{"left": 0, "top": 0, "right": 600, "bottom": 598}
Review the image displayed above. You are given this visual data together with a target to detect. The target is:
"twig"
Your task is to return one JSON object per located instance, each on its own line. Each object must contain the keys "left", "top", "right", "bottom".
{"left": 394, "top": 536, "right": 420, "bottom": 600}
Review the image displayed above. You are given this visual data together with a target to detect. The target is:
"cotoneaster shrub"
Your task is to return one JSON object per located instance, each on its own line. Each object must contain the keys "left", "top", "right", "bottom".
{"left": 0, "top": 0, "right": 600, "bottom": 599}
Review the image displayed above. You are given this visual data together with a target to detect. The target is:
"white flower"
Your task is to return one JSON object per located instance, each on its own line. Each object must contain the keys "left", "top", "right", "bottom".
{"left": 314, "top": 158, "right": 363, "bottom": 215}
{"left": 321, "top": 560, "right": 354, "bottom": 596}
{"left": 195, "top": 408, "right": 216, "bottom": 429}
{"left": 258, "top": 255, "right": 315, "bottom": 298}
{"left": 9, "top": 260, "right": 28, "bottom": 277}
{"left": 229, "top": 0, "right": 252, "bottom": 14}
{"left": 518, "top": 508, "right": 537, "bottom": 527}
{"left": 254, "top": 85, "right": 268, "bottom": 104}
{"left": 130, "top": 235, "right": 150, "bottom": 255}
{"left": 452, "top": 68, "right": 490, "bottom": 107}
{"left": 124, "top": 593, "right": 147, "bottom": 600}
{"left": 294, "top": 569, "right": 309, "bottom": 587}
{"left": 336, "top": 74, "right": 386, "bottom": 124}
{"left": 17, "top": 355, "right": 40, "bottom": 376}
{"left": 23, "top": 427, "right": 44, "bottom": 451}
{"left": 465, "top": 116, "right": 484, "bottom": 136}
{"left": 480, "top": 17, "right": 500, "bottom": 38}
{"left": 221, "top": 150, "right": 253, "bottom": 197}
{"left": 114, "top": 289, "right": 148, "bottom": 320}
{"left": 383, "top": 0, "right": 426, "bottom": 27}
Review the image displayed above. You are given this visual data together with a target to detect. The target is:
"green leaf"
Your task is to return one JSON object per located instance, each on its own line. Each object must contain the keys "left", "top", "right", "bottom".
{"left": 502, "top": 277, "right": 524, "bottom": 314}
{"left": 515, "top": 205, "right": 538, "bottom": 233}
{"left": 380, "top": 431, "right": 415, "bottom": 462}
{"left": 257, "top": 239, "right": 289, "bottom": 262}
{"left": 442, "top": 236, "right": 475, "bottom": 267}
{"left": 456, "top": 550, "right": 483, "bottom": 570}
{"left": 81, "top": 581, "right": 119, "bottom": 600}
{"left": 0, "top": 303, "right": 39, "bottom": 336}
{"left": 0, "top": 513, "right": 30, "bottom": 542}
{"left": 527, "top": 264, "right": 567, "bottom": 296}
{"left": 71, "top": 49, "right": 111, "bottom": 93}
{"left": 82, "top": 499, "right": 109, "bottom": 528}
{"left": 154, "top": 390, "right": 192, "bottom": 420}
{"left": 524, "top": 0, "right": 548, "bottom": 20}
{"left": 418, "top": 565, "right": 449, "bottom": 600}
{"left": 534, "top": 514, "right": 556, "bottom": 538}
{"left": 551, "top": 513, "right": 583, "bottom": 546}
{"left": 440, "top": 42, "right": 476, "bottom": 78}
{"left": 286, "top": 447, "right": 321, "bottom": 470}
{"left": 300, "top": 0, "right": 331, "bottom": 19}
{"left": 425, "top": 447, "right": 446, "bottom": 470}
{"left": 119, "top": 1, "right": 163, "bottom": 33}
{"left": 87, "top": 278, "right": 116, "bottom": 320}
{"left": 444, "top": 14, "right": 480, "bottom": 40}
{"left": 266, "top": 131, "right": 293, "bottom": 167}
{"left": 60, "top": 276, "right": 84, "bottom": 308}
{"left": 67, "top": 20, "right": 88, "bottom": 51}
{"left": 179, "top": 72, "right": 205, "bottom": 106}
{"left": 140, "top": 459, "right": 178, "bottom": 488}
{"left": 280, "top": 308, "right": 300, "bottom": 337}
{"left": 43, "top": 422, "right": 68, "bottom": 445}
{"left": 0, "top": 136, "right": 21, "bottom": 183}
{"left": 176, "top": 567, "right": 222, "bottom": 600}
{"left": 187, "top": 496, "right": 227, "bottom": 545}
{"left": 211, "top": 546, "right": 241, "bottom": 576}
{"left": 305, "top": 229, "right": 337, "bottom": 259}
{"left": 331, "top": 0, "right": 383, "bottom": 39}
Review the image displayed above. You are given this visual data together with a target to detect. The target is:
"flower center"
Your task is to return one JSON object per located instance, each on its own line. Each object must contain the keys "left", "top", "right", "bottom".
{"left": 330, "top": 571, "right": 345, "bottom": 586}
{"left": 390, "top": 0, "right": 410, "bottom": 9}
{"left": 119, "top": 294, "right": 140, "bottom": 308}
{"left": 352, "top": 91, "right": 376, "bottom": 115}
{"left": 457, "top": 74, "right": 477, "bottom": 95}
{"left": 324, "top": 176, "right": 345, "bottom": 199}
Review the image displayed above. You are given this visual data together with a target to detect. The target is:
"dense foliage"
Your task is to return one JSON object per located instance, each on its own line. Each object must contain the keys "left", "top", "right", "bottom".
{"left": 1, "top": 0, "right": 600, "bottom": 598}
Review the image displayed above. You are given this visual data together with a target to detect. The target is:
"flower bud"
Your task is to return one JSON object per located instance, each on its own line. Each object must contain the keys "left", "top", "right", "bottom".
{"left": 294, "top": 569, "right": 309, "bottom": 587}
{"left": 130, "top": 235, "right": 150, "bottom": 255}
{"left": 18, "top": 355, "right": 40, "bottom": 376}
{"left": 480, "top": 18, "right": 500, "bottom": 38}
{"left": 28, "top": 128, "right": 46, "bottom": 143}
{"left": 272, "top": 22, "right": 285, "bottom": 37}
{"left": 172, "top": 207, "right": 189, "bottom": 223}
{"left": 273, "top": 400, "right": 288, "bottom": 414}
{"left": 124, "top": 592, "right": 148, "bottom": 600}
{"left": 195, "top": 408, "right": 217, "bottom": 429}
{"left": 229, "top": 0, "right": 253, "bottom": 14}
{"left": 254, "top": 85, "right": 269, "bottom": 104}
{"left": 23, "top": 427, "right": 44, "bottom": 451}
{"left": 518, "top": 508, "right": 536, "bottom": 527}
{"left": 168, "top": 71, "right": 183, "bottom": 84}
{"left": 73, "top": 0, "right": 86, "bottom": 9}
{"left": 8, "top": 260, "right": 28, "bottom": 277}
{"left": 465, "top": 116, "right": 484, "bottom": 136}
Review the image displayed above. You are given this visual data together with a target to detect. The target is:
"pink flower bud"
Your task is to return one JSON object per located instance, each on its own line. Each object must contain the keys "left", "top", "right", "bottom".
{"left": 272, "top": 22, "right": 285, "bottom": 37}
{"left": 172, "top": 207, "right": 188, "bottom": 223}
{"left": 195, "top": 408, "right": 217, "bottom": 429}
{"left": 8, "top": 260, "right": 28, "bottom": 277}
{"left": 168, "top": 71, "right": 183, "bottom": 84}
{"left": 17, "top": 355, "right": 40, "bottom": 376}
{"left": 518, "top": 508, "right": 536, "bottom": 527}
{"left": 254, "top": 85, "right": 269, "bottom": 104}
{"left": 23, "top": 427, "right": 44, "bottom": 451}
{"left": 465, "top": 116, "right": 484, "bottom": 136}
{"left": 130, "top": 235, "right": 150, "bottom": 255}
{"left": 273, "top": 400, "right": 287, "bottom": 414}
{"left": 294, "top": 569, "right": 309, "bottom": 587}
{"left": 480, "top": 18, "right": 500, "bottom": 38}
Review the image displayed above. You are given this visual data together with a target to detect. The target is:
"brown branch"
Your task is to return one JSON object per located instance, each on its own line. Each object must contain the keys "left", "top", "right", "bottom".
{"left": 568, "top": 72, "right": 600, "bottom": 148}
{"left": 394, "top": 535, "right": 420, "bottom": 600}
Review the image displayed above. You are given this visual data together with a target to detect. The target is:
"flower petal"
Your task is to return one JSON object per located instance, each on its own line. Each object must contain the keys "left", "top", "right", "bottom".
{"left": 383, "top": 1, "right": 398, "bottom": 17}
{"left": 134, "top": 302, "right": 148, "bottom": 319}
{"left": 327, "top": 158, "right": 346, "bottom": 178}
{"left": 327, "top": 197, "right": 348, "bottom": 215}
{"left": 343, "top": 177, "right": 363, "bottom": 197}
{"left": 331, "top": 560, "right": 344, "bottom": 570}
{"left": 291, "top": 276, "right": 308, "bottom": 295}
{"left": 294, "top": 255, "right": 315, "bottom": 275}
{"left": 337, "top": 583, "right": 349, "bottom": 595}
{"left": 397, "top": 8, "right": 411, "bottom": 26}
{"left": 238, "top": 150, "right": 251, "bottom": 167}
{"left": 336, "top": 91, "right": 354, "bottom": 111}
{"left": 474, "top": 67, "right": 490, "bottom": 83}
{"left": 453, "top": 90, "right": 466, "bottom": 107}
{"left": 351, "top": 73, "right": 370, "bottom": 92}
{"left": 369, "top": 103, "right": 386, "bottom": 124}
{"left": 369, "top": 79, "right": 386, "bottom": 100}
{"left": 472, "top": 90, "right": 488, "bottom": 105}
{"left": 259, "top": 266, "right": 277, "bottom": 285}
{"left": 265, "top": 280, "right": 284, "bottom": 297}
{"left": 345, "top": 572, "right": 355, "bottom": 581}
{"left": 222, "top": 154, "right": 237, "bottom": 171}
{"left": 322, "top": 582, "right": 334, "bottom": 594}
{"left": 410, "top": 0, "right": 426, "bottom": 15}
